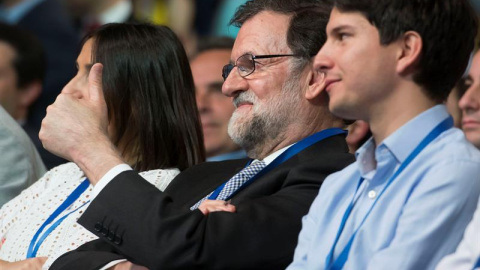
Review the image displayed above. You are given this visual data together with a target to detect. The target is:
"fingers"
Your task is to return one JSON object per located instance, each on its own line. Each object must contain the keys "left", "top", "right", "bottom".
{"left": 3, "top": 257, "right": 49, "bottom": 270}
{"left": 37, "top": 257, "right": 48, "bottom": 266}
{"left": 198, "top": 200, "right": 237, "bottom": 215}
{"left": 88, "top": 63, "right": 104, "bottom": 102}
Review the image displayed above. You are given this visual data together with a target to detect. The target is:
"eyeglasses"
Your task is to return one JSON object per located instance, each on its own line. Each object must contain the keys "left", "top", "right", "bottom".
{"left": 222, "top": 53, "right": 299, "bottom": 81}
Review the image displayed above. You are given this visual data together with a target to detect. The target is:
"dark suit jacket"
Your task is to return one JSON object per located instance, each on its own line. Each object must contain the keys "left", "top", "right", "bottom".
{"left": 51, "top": 134, "right": 354, "bottom": 270}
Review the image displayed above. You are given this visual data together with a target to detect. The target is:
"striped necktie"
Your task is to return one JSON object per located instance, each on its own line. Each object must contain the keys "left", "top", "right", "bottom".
{"left": 191, "top": 160, "right": 266, "bottom": 210}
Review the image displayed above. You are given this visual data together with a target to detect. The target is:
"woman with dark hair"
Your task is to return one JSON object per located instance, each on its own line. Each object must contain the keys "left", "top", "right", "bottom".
{"left": 0, "top": 23, "right": 205, "bottom": 269}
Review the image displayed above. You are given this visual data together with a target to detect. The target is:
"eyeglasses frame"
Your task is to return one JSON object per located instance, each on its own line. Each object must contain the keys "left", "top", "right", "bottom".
{"left": 222, "top": 53, "right": 300, "bottom": 81}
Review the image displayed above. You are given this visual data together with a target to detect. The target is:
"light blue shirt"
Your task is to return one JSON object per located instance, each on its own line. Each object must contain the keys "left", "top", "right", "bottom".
{"left": 288, "top": 105, "right": 480, "bottom": 270}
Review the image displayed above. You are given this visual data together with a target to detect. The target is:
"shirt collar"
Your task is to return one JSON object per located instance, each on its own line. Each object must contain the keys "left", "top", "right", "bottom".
{"left": 355, "top": 104, "right": 450, "bottom": 174}
{"left": 381, "top": 104, "right": 450, "bottom": 163}
{"left": 256, "top": 144, "right": 293, "bottom": 166}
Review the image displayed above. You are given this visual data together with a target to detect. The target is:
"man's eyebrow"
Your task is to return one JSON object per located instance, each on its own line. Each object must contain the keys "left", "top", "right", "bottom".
{"left": 230, "top": 50, "right": 255, "bottom": 63}
{"left": 329, "top": 24, "right": 354, "bottom": 35}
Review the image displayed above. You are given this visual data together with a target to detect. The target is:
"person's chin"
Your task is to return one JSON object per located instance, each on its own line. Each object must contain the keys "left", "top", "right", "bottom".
{"left": 465, "top": 131, "right": 480, "bottom": 148}
{"left": 329, "top": 102, "right": 355, "bottom": 120}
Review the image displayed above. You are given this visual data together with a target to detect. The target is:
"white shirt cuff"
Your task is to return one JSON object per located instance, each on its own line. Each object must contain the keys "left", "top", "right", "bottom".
{"left": 99, "top": 259, "right": 127, "bottom": 270}
{"left": 92, "top": 164, "right": 132, "bottom": 199}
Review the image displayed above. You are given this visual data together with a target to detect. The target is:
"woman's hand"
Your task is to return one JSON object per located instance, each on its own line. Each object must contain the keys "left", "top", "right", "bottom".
{"left": 0, "top": 257, "right": 47, "bottom": 270}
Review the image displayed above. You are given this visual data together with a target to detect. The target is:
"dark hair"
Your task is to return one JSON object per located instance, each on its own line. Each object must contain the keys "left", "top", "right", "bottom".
{"left": 334, "top": 0, "right": 478, "bottom": 102}
{"left": 231, "top": 0, "right": 334, "bottom": 70}
{"left": 83, "top": 23, "right": 205, "bottom": 171}
{"left": 195, "top": 36, "right": 235, "bottom": 55}
{"left": 0, "top": 22, "right": 45, "bottom": 89}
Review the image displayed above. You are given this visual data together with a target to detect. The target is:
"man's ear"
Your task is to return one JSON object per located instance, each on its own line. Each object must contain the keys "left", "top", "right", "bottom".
{"left": 396, "top": 31, "right": 422, "bottom": 75}
{"left": 305, "top": 70, "right": 326, "bottom": 101}
{"left": 19, "top": 80, "right": 42, "bottom": 108}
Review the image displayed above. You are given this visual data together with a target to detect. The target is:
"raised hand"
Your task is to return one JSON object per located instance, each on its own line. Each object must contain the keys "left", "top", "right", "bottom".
{"left": 40, "top": 63, "right": 124, "bottom": 184}
{"left": 0, "top": 257, "right": 47, "bottom": 270}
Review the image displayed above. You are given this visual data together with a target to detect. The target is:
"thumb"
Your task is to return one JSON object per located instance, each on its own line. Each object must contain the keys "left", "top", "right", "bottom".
{"left": 37, "top": 257, "right": 48, "bottom": 265}
{"left": 88, "top": 63, "right": 104, "bottom": 102}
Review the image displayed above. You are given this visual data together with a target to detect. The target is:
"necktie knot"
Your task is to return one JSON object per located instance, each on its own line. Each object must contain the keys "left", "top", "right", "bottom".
{"left": 191, "top": 160, "right": 266, "bottom": 210}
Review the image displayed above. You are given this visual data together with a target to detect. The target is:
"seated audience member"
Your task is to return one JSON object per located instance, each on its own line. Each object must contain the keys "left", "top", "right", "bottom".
{"left": 0, "top": 0, "right": 79, "bottom": 169}
{"left": 458, "top": 50, "right": 480, "bottom": 149}
{"left": 64, "top": 0, "right": 139, "bottom": 38}
{"left": 191, "top": 36, "right": 247, "bottom": 161}
{"left": 446, "top": 87, "right": 464, "bottom": 128}
{"left": 436, "top": 50, "right": 480, "bottom": 270}
{"left": 288, "top": 0, "right": 480, "bottom": 269}
{"left": 42, "top": 1, "right": 355, "bottom": 269}
{"left": 0, "top": 23, "right": 45, "bottom": 126}
{"left": 0, "top": 23, "right": 47, "bottom": 206}
{"left": 0, "top": 23, "right": 205, "bottom": 269}
{"left": 0, "top": 105, "right": 46, "bottom": 207}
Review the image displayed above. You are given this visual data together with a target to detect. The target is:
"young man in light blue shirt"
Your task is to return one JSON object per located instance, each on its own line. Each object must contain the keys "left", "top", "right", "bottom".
{"left": 289, "top": 0, "right": 480, "bottom": 269}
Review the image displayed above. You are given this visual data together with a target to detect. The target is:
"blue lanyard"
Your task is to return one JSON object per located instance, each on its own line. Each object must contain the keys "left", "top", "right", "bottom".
{"left": 474, "top": 256, "right": 480, "bottom": 269}
{"left": 208, "top": 128, "right": 347, "bottom": 200}
{"left": 26, "top": 179, "right": 91, "bottom": 258}
{"left": 325, "top": 116, "right": 453, "bottom": 270}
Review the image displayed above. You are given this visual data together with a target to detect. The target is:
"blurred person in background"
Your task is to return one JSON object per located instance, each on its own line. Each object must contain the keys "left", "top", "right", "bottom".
{"left": 345, "top": 120, "right": 371, "bottom": 153}
{"left": 0, "top": 0, "right": 79, "bottom": 169}
{"left": 0, "top": 22, "right": 44, "bottom": 126}
{"left": 0, "top": 23, "right": 47, "bottom": 207}
{"left": 436, "top": 48, "right": 480, "bottom": 270}
{"left": 0, "top": 104, "right": 46, "bottom": 208}
{"left": 63, "top": 0, "right": 138, "bottom": 38}
{"left": 191, "top": 36, "right": 246, "bottom": 161}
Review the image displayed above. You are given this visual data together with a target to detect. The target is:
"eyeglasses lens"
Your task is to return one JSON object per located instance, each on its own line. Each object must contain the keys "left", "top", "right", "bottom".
{"left": 222, "top": 64, "right": 234, "bottom": 81}
{"left": 237, "top": 54, "right": 254, "bottom": 77}
{"left": 221, "top": 54, "right": 255, "bottom": 81}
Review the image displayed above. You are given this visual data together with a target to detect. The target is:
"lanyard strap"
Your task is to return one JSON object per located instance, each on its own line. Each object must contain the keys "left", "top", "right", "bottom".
{"left": 474, "top": 256, "right": 480, "bottom": 269}
{"left": 26, "top": 179, "right": 90, "bottom": 258}
{"left": 325, "top": 116, "right": 453, "bottom": 270}
{"left": 208, "top": 128, "right": 347, "bottom": 200}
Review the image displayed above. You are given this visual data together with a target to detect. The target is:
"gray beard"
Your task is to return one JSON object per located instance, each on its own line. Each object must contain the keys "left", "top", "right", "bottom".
{"left": 227, "top": 73, "right": 301, "bottom": 158}
{"left": 228, "top": 110, "right": 280, "bottom": 158}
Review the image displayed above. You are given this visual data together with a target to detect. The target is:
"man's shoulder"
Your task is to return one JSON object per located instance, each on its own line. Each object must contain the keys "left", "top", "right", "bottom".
{"left": 424, "top": 127, "right": 480, "bottom": 164}
{"left": 288, "top": 133, "right": 355, "bottom": 176}
{"left": 180, "top": 158, "right": 250, "bottom": 177}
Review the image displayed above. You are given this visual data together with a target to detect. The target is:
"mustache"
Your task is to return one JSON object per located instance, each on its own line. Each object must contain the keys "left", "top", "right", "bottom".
{"left": 233, "top": 91, "right": 258, "bottom": 108}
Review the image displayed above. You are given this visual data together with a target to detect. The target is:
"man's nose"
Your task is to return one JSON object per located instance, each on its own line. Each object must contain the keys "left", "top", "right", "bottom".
{"left": 313, "top": 49, "right": 334, "bottom": 74}
{"left": 222, "top": 67, "right": 248, "bottom": 98}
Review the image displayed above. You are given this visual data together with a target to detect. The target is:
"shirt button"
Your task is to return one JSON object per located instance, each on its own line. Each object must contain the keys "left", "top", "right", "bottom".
{"left": 368, "top": 190, "right": 377, "bottom": 199}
